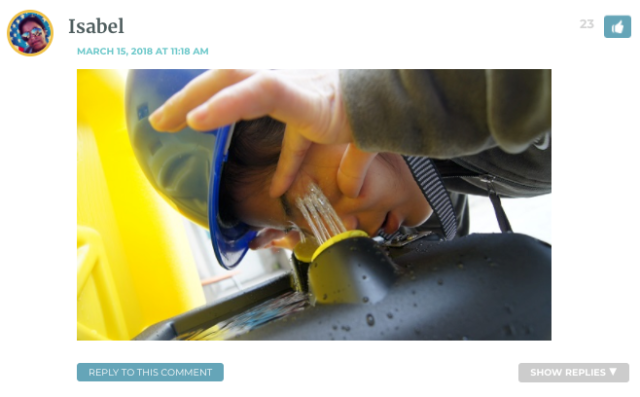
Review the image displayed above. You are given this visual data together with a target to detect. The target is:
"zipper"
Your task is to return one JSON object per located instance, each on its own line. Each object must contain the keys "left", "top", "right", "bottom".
{"left": 480, "top": 175, "right": 513, "bottom": 233}
{"left": 442, "top": 173, "right": 543, "bottom": 192}
{"left": 442, "top": 173, "right": 514, "bottom": 233}
{"left": 479, "top": 175, "right": 497, "bottom": 194}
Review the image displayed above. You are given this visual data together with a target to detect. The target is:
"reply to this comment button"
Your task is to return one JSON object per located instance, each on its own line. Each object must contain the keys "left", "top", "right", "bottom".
{"left": 77, "top": 363, "right": 224, "bottom": 382}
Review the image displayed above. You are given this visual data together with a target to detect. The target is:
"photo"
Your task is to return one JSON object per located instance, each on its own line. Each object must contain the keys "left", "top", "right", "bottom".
{"left": 7, "top": 10, "right": 53, "bottom": 56}
{"left": 77, "top": 69, "right": 551, "bottom": 341}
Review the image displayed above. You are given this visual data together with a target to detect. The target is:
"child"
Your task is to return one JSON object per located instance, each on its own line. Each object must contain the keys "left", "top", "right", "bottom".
{"left": 142, "top": 69, "right": 551, "bottom": 265}
{"left": 219, "top": 116, "right": 436, "bottom": 250}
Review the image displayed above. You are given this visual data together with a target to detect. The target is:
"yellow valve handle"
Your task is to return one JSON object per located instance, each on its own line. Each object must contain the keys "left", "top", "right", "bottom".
{"left": 311, "top": 230, "right": 369, "bottom": 262}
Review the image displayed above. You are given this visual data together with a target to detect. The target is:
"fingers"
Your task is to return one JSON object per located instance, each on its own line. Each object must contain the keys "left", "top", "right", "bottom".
{"left": 149, "top": 69, "right": 258, "bottom": 132}
{"left": 182, "top": 72, "right": 332, "bottom": 139}
{"left": 248, "top": 228, "right": 301, "bottom": 251}
{"left": 248, "top": 228, "right": 285, "bottom": 250}
{"left": 269, "top": 126, "right": 312, "bottom": 198}
{"left": 270, "top": 232, "right": 301, "bottom": 250}
{"left": 337, "top": 144, "right": 378, "bottom": 198}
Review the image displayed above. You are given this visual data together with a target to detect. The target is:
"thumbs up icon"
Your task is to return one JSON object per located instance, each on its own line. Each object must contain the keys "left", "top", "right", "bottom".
{"left": 604, "top": 15, "right": 631, "bottom": 38}
{"left": 613, "top": 20, "right": 624, "bottom": 34}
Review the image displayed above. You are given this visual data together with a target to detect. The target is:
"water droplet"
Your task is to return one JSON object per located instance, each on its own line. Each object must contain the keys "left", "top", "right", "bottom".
{"left": 362, "top": 296, "right": 369, "bottom": 303}
{"left": 413, "top": 303, "right": 417, "bottom": 307}
{"left": 457, "top": 263, "right": 464, "bottom": 269}
{"left": 462, "top": 336, "right": 469, "bottom": 340}
{"left": 387, "top": 313, "right": 393, "bottom": 319}
{"left": 323, "top": 294, "right": 327, "bottom": 300}
{"left": 366, "top": 314, "right": 375, "bottom": 326}
{"left": 341, "top": 325, "right": 351, "bottom": 332}
{"left": 504, "top": 305, "right": 513, "bottom": 314}
{"left": 357, "top": 263, "right": 361, "bottom": 267}
{"left": 332, "top": 325, "right": 337, "bottom": 330}
{"left": 437, "top": 279, "right": 443, "bottom": 285}
{"left": 411, "top": 290, "right": 416, "bottom": 295}
{"left": 503, "top": 324, "right": 515, "bottom": 336}
{"left": 362, "top": 275, "right": 367, "bottom": 280}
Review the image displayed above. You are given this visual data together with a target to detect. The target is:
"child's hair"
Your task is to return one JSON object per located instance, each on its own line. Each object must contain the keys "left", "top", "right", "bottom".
{"left": 219, "top": 117, "right": 286, "bottom": 227}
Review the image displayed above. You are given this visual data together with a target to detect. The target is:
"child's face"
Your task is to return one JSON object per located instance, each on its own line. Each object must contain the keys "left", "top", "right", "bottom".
{"left": 233, "top": 143, "right": 433, "bottom": 238}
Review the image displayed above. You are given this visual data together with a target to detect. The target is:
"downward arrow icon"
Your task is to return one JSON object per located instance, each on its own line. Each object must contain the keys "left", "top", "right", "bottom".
{"left": 610, "top": 368, "right": 617, "bottom": 376}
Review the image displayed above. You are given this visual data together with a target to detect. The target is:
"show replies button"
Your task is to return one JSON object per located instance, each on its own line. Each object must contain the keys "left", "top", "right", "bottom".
{"left": 519, "top": 363, "right": 629, "bottom": 382}
{"left": 77, "top": 364, "right": 223, "bottom": 382}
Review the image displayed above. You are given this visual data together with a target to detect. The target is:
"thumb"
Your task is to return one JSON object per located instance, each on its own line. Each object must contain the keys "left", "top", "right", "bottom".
{"left": 270, "top": 126, "right": 312, "bottom": 198}
{"left": 617, "top": 20, "right": 623, "bottom": 26}
{"left": 337, "top": 144, "right": 378, "bottom": 198}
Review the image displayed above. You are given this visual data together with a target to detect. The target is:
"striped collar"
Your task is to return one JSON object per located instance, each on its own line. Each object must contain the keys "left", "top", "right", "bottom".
{"left": 378, "top": 156, "right": 457, "bottom": 241}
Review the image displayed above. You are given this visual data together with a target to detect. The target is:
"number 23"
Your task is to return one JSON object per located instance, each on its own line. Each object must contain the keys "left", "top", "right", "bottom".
{"left": 580, "top": 19, "right": 594, "bottom": 28}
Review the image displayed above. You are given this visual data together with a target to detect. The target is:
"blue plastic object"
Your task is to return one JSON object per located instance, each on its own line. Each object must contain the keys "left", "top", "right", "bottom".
{"left": 126, "top": 69, "right": 256, "bottom": 270}
{"left": 207, "top": 124, "right": 257, "bottom": 269}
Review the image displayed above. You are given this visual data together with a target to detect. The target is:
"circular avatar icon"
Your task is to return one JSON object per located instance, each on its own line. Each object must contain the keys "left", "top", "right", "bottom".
{"left": 7, "top": 10, "right": 54, "bottom": 56}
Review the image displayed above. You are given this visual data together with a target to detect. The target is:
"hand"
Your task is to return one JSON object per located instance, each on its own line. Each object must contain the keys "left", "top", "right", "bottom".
{"left": 614, "top": 20, "right": 624, "bottom": 34}
{"left": 248, "top": 228, "right": 301, "bottom": 251}
{"left": 149, "top": 69, "right": 377, "bottom": 198}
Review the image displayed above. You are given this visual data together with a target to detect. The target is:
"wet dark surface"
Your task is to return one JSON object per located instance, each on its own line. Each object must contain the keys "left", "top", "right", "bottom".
{"left": 234, "top": 233, "right": 551, "bottom": 340}
{"left": 136, "top": 233, "right": 551, "bottom": 340}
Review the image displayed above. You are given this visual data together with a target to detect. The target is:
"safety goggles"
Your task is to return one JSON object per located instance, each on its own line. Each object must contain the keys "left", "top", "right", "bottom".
{"left": 22, "top": 27, "right": 43, "bottom": 41}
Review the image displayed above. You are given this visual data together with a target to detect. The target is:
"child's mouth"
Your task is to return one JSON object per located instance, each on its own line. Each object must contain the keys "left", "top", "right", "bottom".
{"left": 380, "top": 213, "right": 390, "bottom": 231}
{"left": 382, "top": 212, "right": 400, "bottom": 234}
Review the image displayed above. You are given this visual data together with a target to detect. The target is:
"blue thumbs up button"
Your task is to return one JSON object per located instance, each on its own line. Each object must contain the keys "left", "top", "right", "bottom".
{"left": 604, "top": 16, "right": 631, "bottom": 38}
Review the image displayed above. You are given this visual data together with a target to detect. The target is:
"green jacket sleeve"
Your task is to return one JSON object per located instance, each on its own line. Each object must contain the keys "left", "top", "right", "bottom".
{"left": 340, "top": 70, "right": 551, "bottom": 158}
